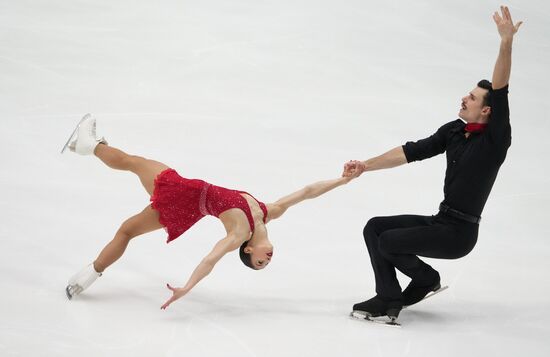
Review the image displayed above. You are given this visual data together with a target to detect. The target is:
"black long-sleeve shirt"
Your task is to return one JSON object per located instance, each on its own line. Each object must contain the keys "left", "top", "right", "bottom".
{"left": 402, "top": 86, "right": 511, "bottom": 217}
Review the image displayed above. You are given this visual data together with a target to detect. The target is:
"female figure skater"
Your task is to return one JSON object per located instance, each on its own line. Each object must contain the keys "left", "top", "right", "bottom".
{"left": 63, "top": 115, "right": 353, "bottom": 309}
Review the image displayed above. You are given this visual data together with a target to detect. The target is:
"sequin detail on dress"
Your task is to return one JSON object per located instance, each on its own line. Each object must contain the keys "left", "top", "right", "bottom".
{"left": 150, "top": 169, "right": 268, "bottom": 243}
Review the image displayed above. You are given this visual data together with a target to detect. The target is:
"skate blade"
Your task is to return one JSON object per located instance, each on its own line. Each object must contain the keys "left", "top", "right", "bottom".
{"left": 349, "top": 311, "right": 401, "bottom": 327}
{"left": 403, "top": 285, "right": 449, "bottom": 309}
{"left": 60, "top": 114, "right": 91, "bottom": 154}
{"left": 424, "top": 285, "right": 449, "bottom": 300}
{"left": 65, "top": 285, "right": 74, "bottom": 300}
{"left": 65, "top": 284, "right": 82, "bottom": 300}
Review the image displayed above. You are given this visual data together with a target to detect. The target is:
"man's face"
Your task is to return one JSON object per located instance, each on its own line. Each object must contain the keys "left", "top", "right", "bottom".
{"left": 458, "top": 87, "right": 491, "bottom": 123}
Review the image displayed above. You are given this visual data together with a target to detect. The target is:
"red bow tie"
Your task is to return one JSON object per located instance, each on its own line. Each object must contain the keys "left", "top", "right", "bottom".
{"left": 464, "top": 123, "right": 488, "bottom": 133}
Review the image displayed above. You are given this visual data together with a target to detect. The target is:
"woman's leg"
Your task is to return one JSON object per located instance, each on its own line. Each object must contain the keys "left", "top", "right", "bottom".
{"left": 93, "top": 143, "right": 169, "bottom": 195}
{"left": 66, "top": 143, "right": 170, "bottom": 298}
{"left": 93, "top": 205, "right": 163, "bottom": 272}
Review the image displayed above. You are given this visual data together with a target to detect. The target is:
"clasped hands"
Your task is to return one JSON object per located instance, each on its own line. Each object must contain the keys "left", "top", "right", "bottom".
{"left": 342, "top": 160, "right": 366, "bottom": 179}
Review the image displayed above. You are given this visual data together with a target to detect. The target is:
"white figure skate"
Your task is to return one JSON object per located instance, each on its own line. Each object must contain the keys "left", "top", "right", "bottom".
{"left": 65, "top": 263, "right": 102, "bottom": 299}
{"left": 60, "top": 113, "right": 107, "bottom": 154}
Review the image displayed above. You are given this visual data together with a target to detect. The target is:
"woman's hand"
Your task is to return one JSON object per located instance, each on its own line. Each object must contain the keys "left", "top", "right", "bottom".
{"left": 342, "top": 160, "right": 366, "bottom": 178}
{"left": 160, "top": 283, "right": 190, "bottom": 310}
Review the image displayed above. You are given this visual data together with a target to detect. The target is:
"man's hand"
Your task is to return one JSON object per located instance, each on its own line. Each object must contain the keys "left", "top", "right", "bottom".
{"left": 343, "top": 160, "right": 366, "bottom": 178}
{"left": 493, "top": 6, "right": 522, "bottom": 41}
{"left": 160, "top": 283, "right": 189, "bottom": 310}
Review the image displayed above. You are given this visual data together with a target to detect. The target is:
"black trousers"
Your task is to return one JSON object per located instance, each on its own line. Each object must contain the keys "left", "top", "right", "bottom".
{"left": 363, "top": 213, "right": 479, "bottom": 300}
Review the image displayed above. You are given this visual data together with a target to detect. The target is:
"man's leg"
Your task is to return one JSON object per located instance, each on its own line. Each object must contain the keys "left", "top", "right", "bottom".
{"left": 378, "top": 221, "right": 477, "bottom": 278}
{"left": 377, "top": 219, "right": 478, "bottom": 305}
{"left": 353, "top": 215, "right": 434, "bottom": 318}
{"left": 363, "top": 215, "right": 433, "bottom": 299}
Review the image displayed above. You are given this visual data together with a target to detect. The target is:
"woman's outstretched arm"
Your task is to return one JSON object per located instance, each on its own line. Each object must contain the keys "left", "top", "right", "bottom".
{"left": 160, "top": 234, "right": 242, "bottom": 309}
{"left": 266, "top": 176, "right": 353, "bottom": 222}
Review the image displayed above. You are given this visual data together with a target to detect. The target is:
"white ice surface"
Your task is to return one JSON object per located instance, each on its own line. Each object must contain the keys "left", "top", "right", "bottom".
{"left": 1, "top": 1, "right": 549, "bottom": 356}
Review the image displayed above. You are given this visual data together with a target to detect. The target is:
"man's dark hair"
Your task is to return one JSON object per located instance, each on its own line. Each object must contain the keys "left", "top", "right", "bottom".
{"left": 477, "top": 79, "right": 493, "bottom": 107}
{"left": 239, "top": 241, "right": 256, "bottom": 270}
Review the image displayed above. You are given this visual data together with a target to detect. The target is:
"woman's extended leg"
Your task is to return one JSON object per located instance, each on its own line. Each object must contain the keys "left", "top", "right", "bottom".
{"left": 65, "top": 132, "right": 171, "bottom": 298}
{"left": 93, "top": 205, "right": 163, "bottom": 272}
{"left": 93, "top": 143, "right": 169, "bottom": 195}
{"left": 66, "top": 205, "right": 163, "bottom": 298}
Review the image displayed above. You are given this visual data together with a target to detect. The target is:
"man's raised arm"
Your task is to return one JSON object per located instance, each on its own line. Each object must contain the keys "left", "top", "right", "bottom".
{"left": 492, "top": 6, "right": 523, "bottom": 89}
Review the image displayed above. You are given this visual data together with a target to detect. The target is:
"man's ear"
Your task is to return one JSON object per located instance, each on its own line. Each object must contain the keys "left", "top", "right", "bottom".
{"left": 482, "top": 105, "right": 492, "bottom": 117}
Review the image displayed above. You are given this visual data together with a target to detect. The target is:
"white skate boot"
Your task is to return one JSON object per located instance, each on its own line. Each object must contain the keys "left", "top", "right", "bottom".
{"left": 65, "top": 263, "right": 102, "bottom": 299}
{"left": 61, "top": 113, "right": 107, "bottom": 154}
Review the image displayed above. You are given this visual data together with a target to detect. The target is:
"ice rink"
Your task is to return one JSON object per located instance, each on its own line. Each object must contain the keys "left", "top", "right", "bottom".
{"left": 1, "top": 1, "right": 549, "bottom": 356}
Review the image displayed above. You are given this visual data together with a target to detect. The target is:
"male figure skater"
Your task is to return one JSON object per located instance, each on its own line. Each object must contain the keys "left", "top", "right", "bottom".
{"left": 344, "top": 6, "right": 522, "bottom": 322}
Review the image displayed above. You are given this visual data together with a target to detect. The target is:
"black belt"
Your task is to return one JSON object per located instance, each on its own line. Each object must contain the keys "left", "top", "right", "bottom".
{"left": 439, "top": 203, "right": 481, "bottom": 224}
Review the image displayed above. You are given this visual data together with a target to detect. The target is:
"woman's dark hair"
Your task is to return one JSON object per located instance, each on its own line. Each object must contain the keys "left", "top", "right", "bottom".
{"left": 239, "top": 241, "right": 256, "bottom": 270}
{"left": 477, "top": 79, "right": 493, "bottom": 107}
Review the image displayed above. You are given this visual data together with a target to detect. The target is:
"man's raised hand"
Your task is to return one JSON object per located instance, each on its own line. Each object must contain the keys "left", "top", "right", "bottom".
{"left": 493, "top": 6, "right": 522, "bottom": 40}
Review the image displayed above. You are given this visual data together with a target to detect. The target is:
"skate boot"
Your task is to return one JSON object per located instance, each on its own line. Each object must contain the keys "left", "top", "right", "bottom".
{"left": 402, "top": 271, "right": 441, "bottom": 307}
{"left": 61, "top": 113, "right": 107, "bottom": 154}
{"left": 352, "top": 295, "right": 403, "bottom": 320}
{"left": 65, "top": 263, "right": 102, "bottom": 299}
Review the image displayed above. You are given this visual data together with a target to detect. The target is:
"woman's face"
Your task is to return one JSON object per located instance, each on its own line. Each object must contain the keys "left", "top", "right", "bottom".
{"left": 245, "top": 244, "right": 273, "bottom": 270}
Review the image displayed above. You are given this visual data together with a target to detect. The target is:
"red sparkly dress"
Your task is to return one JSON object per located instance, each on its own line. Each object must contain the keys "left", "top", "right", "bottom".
{"left": 150, "top": 169, "right": 268, "bottom": 243}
